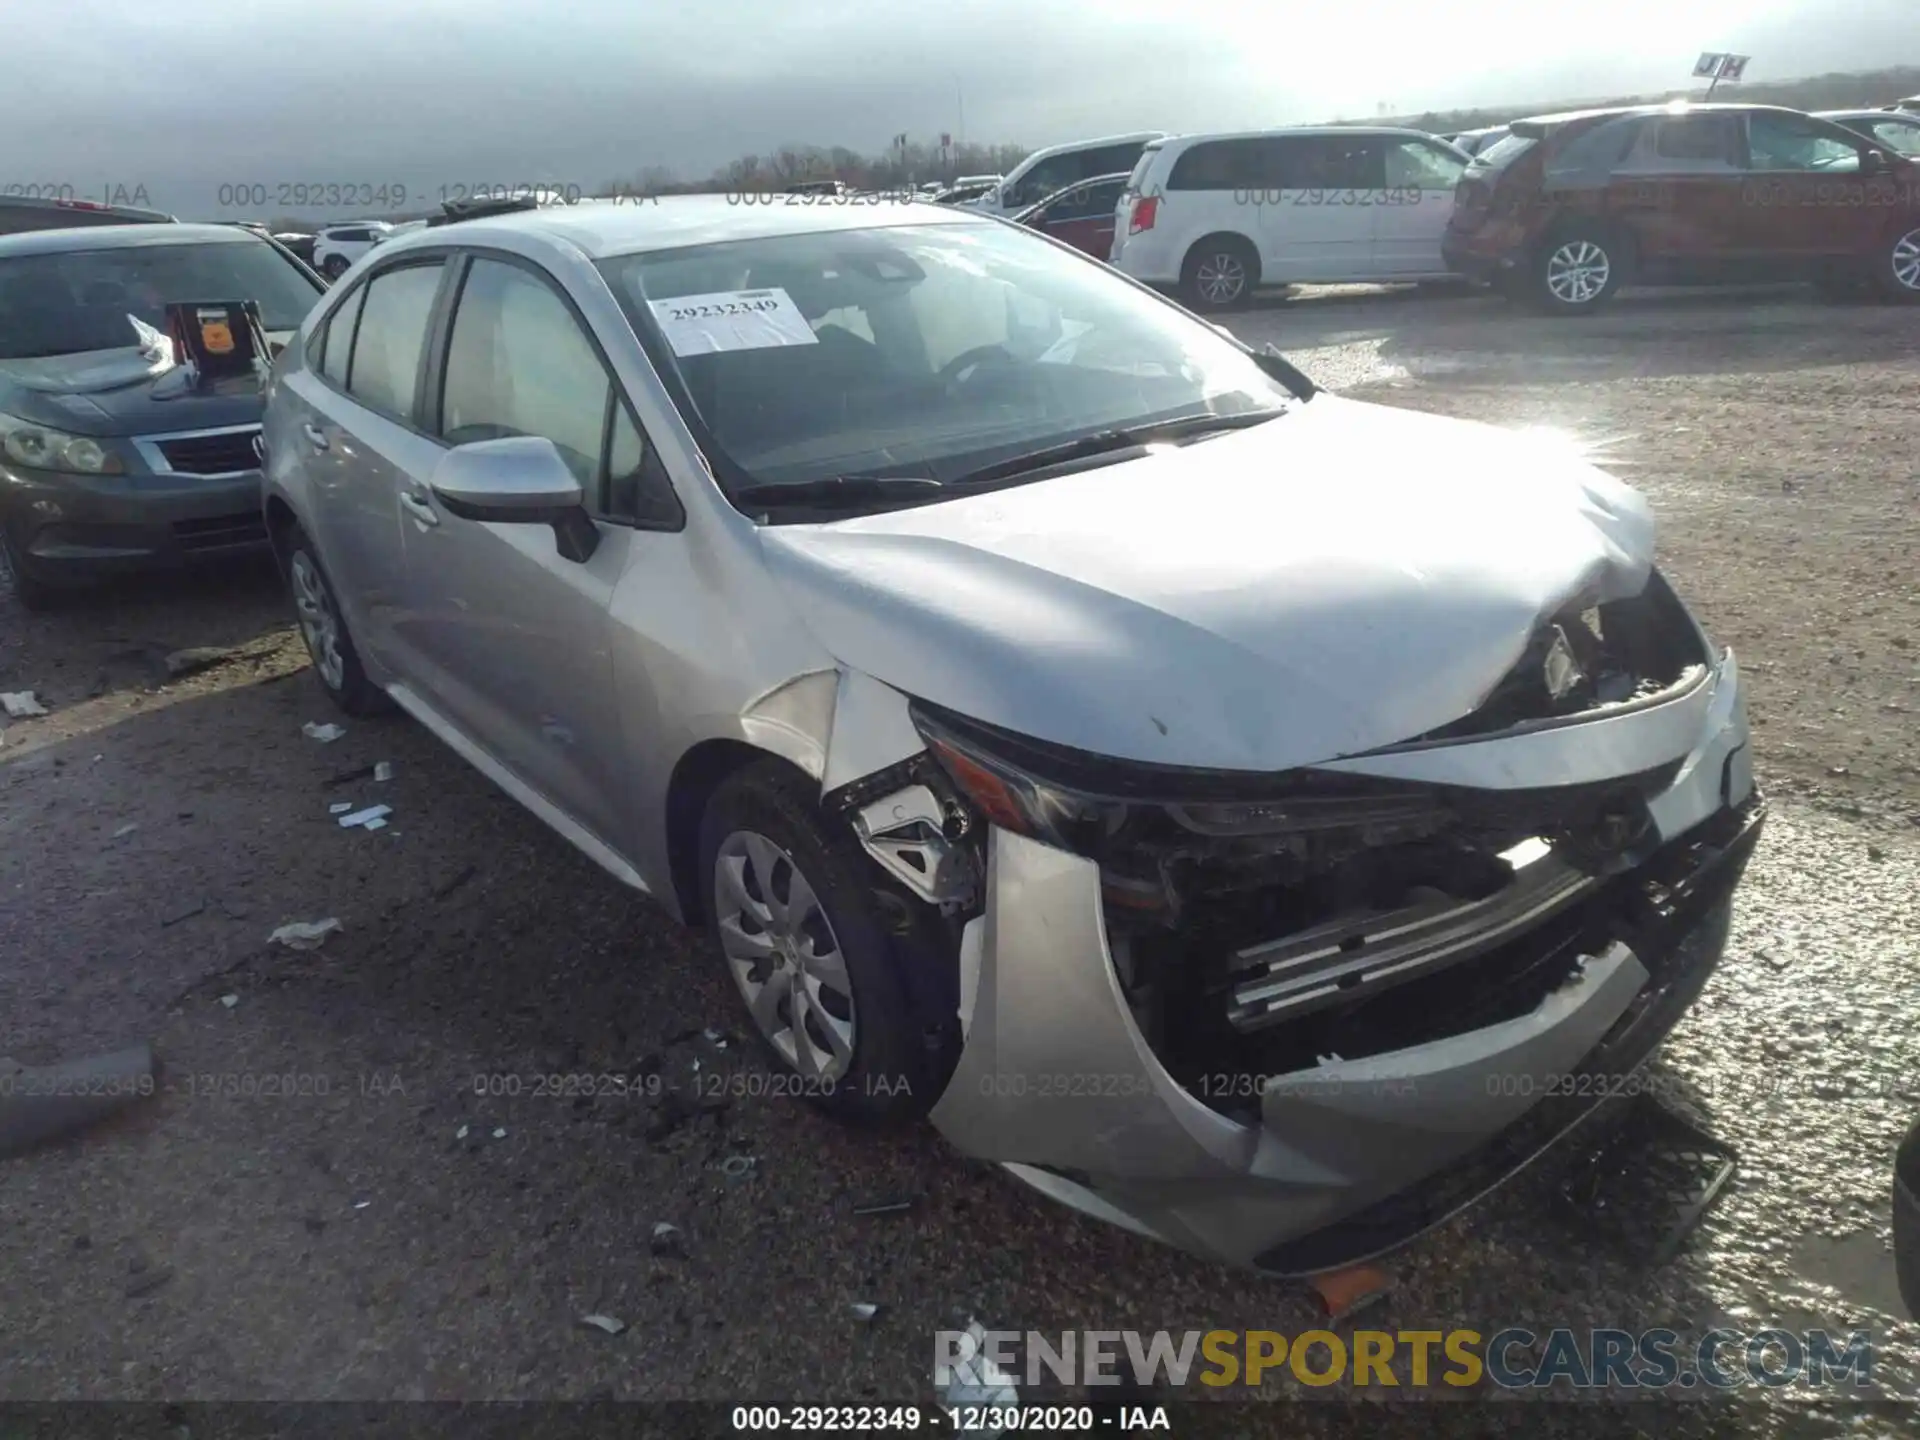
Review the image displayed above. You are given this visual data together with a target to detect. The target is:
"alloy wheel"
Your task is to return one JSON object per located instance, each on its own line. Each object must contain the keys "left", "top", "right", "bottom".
{"left": 1196, "top": 252, "right": 1247, "bottom": 307}
{"left": 1545, "top": 240, "right": 1611, "bottom": 305}
{"left": 1893, "top": 229, "right": 1920, "bottom": 292}
{"left": 713, "top": 830, "right": 857, "bottom": 1081}
{"left": 289, "top": 551, "right": 345, "bottom": 690}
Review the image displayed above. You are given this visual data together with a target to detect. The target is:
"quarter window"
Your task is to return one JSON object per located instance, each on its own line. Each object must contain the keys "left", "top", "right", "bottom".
{"left": 317, "top": 283, "right": 366, "bottom": 383}
{"left": 344, "top": 261, "right": 444, "bottom": 421}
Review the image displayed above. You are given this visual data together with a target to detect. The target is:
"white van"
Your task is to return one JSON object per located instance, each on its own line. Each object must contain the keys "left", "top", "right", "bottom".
{"left": 1110, "top": 128, "right": 1472, "bottom": 309}
{"left": 973, "top": 133, "right": 1168, "bottom": 216}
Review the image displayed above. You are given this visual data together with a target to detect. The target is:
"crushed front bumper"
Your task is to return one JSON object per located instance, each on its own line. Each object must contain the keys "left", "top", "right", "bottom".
{"left": 0, "top": 464, "right": 269, "bottom": 586}
{"left": 928, "top": 652, "right": 1762, "bottom": 1273}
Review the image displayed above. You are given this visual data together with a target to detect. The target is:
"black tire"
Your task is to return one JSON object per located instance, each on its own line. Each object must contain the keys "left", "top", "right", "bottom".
{"left": 698, "top": 759, "right": 946, "bottom": 1128}
{"left": 1873, "top": 222, "right": 1920, "bottom": 304}
{"left": 0, "top": 527, "right": 66, "bottom": 612}
{"left": 322, "top": 254, "right": 350, "bottom": 280}
{"left": 1179, "top": 234, "right": 1259, "bottom": 312}
{"left": 1897, "top": 1114, "right": 1920, "bottom": 1321}
{"left": 1526, "top": 226, "right": 1627, "bottom": 315}
{"left": 281, "top": 524, "right": 390, "bottom": 716}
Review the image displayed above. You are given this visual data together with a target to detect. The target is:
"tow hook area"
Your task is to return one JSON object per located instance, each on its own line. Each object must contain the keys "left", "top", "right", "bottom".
{"left": 828, "top": 757, "right": 982, "bottom": 915}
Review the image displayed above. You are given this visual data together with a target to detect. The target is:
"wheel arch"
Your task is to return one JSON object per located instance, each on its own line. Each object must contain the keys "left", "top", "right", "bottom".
{"left": 665, "top": 738, "right": 808, "bottom": 927}
{"left": 1182, "top": 229, "right": 1262, "bottom": 281}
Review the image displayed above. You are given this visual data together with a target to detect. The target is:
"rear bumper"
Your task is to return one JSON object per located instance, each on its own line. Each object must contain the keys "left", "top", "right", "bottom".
{"left": 929, "top": 652, "right": 1761, "bottom": 1273}
{"left": 0, "top": 464, "right": 268, "bottom": 584}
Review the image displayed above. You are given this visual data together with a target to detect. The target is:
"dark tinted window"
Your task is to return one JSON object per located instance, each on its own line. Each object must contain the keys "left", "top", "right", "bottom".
{"left": 1082, "top": 142, "right": 1149, "bottom": 177}
{"left": 1274, "top": 135, "right": 1383, "bottom": 189}
{"left": 1546, "top": 117, "right": 1642, "bottom": 174}
{"left": 1650, "top": 115, "right": 1741, "bottom": 164}
{"left": 1044, "top": 179, "right": 1124, "bottom": 221}
{"left": 440, "top": 257, "right": 610, "bottom": 494}
{"left": 0, "top": 238, "right": 324, "bottom": 359}
{"left": 345, "top": 261, "right": 444, "bottom": 420}
{"left": 1472, "top": 133, "right": 1538, "bottom": 169}
{"left": 318, "top": 283, "right": 366, "bottom": 382}
{"left": 1168, "top": 139, "right": 1264, "bottom": 189}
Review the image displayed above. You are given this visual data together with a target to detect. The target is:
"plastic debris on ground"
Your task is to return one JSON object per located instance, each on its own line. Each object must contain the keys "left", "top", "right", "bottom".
{"left": 269, "top": 918, "right": 342, "bottom": 951}
{"left": 850, "top": 1303, "right": 880, "bottom": 1323}
{"left": 720, "top": 1155, "right": 757, "bottom": 1179}
{"left": 112, "top": 824, "right": 139, "bottom": 839}
{"left": 337, "top": 805, "right": 391, "bottom": 830}
{"left": 853, "top": 1197, "right": 915, "bottom": 1218}
{"left": 2, "top": 692, "right": 49, "bottom": 718}
{"left": 328, "top": 801, "right": 353, "bottom": 815}
{"left": 373, "top": 761, "right": 393, "bottom": 782}
{"left": 219, "top": 994, "right": 239, "bottom": 1009}
{"left": 491, "top": 1128, "right": 506, "bottom": 1140}
{"left": 456, "top": 1125, "right": 470, "bottom": 1140}
{"left": 353, "top": 1200, "right": 370, "bottom": 1210}
{"left": 302, "top": 722, "right": 346, "bottom": 743}
{"left": 650, "top": 1222, "right": 684, "bottom": 1257}
{"left": 579, "top": 1314, "right": 626, "bottom": 1336}
{"left": 702, "top": 1027, "right": 729, "bottom": 1049}
{"left": 942, "top": 1319, "right": 1020, "bottom": 1415}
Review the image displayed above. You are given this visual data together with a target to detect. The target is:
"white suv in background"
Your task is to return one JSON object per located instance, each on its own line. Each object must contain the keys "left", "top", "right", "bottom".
{"left": 310, "top": 221, "right": 394, "bottom": 279}
{"left": 973, "top": 133, "right": 1168, "bottom": 216}
{"left": 1110, "top": 128, "right": 1472, "bottom": 310}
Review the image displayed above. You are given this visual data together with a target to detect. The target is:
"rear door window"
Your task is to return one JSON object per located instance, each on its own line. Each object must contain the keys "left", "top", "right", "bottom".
{"left": 1082, "top": 142, "right": 1149, "bottom": 179}
{"left": 1168, "top": 139, "right": 1263, "bottom": 190}
{"left": 344, "top": 260, "right": 445, "bottom": 422}
{"left": 1625, "top": 114, "right": 1742, "bottom": 170}
{"left": 1284, "top": 135, "right": 1384, "bottom": 189}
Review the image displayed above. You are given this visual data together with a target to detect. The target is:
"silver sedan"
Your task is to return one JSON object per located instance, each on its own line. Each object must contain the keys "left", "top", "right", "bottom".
{"left": 261, "top": 197, "right": 1764, "bottom": 1274}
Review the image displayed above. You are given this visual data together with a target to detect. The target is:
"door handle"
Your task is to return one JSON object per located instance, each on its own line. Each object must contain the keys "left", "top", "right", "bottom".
{"left": 399, "top": 491, "right": 439, "bottom": 527}
{"left": 302, "top": 423, "right": 329, "bottom": 451}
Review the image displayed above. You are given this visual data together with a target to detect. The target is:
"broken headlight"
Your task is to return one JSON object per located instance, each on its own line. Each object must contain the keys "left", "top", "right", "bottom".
{"left": 909, "top": 701, "right": 1453, "bottom": 863}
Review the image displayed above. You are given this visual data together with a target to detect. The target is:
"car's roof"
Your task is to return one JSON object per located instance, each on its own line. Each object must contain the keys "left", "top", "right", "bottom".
{"left": 1152, "top": 124, "right": 1460, "bottom": 150}
{"left": 0, "top": 222, "right": 259, "bottom": 259}
{"left": 374, "top": 195, "right": 984, "bottom": 261}
{"left": 1013, "top": 131, "right": 1167, "bottom": 164}
{"left": 1514, "top": 101, "right": 1811, "bottom": 128}
{"left": 1818, "top": 108, "right": 1920, "bottom": 121}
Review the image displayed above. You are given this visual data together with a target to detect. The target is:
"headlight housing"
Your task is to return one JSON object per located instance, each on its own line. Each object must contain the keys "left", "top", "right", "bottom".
{"left": 0, "top": 411, "right": 125, "bottom": 475}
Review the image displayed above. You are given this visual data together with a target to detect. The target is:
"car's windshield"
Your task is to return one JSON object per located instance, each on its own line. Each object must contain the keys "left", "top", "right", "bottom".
{"left": 0, "top": 239, "right": 323, "bottom": 359}
{"left": 597, "top": 219, "right": 1294, "bottom": 510}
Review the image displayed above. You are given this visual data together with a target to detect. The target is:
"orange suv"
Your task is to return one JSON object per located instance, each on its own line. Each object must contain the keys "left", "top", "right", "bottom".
{"left": 1442, "top": 103, "right": 1920, "bottom": 312}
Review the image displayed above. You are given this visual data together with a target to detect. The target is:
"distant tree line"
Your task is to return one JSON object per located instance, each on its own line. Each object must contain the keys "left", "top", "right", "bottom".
{"left": 598, "top": 138, "right": 1033, "bottom": 198}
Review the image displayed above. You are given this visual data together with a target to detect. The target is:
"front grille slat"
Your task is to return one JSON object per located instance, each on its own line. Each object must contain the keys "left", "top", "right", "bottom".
{"left": 172, "top": 514, "right": 267, "bottom": 550}
{"left": 148, "top": 426, "right": 262, "bottom": 477}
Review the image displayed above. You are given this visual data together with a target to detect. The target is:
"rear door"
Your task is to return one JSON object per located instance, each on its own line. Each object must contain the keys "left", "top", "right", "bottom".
{"left": 394, "top": 250, "right": 670, "bottom": 853}
{"left": 1037, "top": 179, "right": 1125, "bottom": 258}
{"left": 284, "top": 256, "right": 451, "bottom": 671}
{"left": 1604, "top": 113, "right": 1745, "bottom": 280}
{"left": 1375, "top": 136, "right": 1469, "bottom": 274}
{"left": 1259, "top": 134, "right": 1380, "bottom": 281}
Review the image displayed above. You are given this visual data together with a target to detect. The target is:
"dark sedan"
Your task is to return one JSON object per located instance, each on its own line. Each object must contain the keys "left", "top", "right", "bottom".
{"left": 1010, "top": 172, "right": 1131, "bottom": 260}
{"left": 0, "top": 223, "right": 325, "bottom": 607}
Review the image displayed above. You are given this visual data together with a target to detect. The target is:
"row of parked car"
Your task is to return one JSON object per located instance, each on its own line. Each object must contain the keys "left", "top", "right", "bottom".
{"left": 987, "top": 99, "right": 1920, "bottom": 312}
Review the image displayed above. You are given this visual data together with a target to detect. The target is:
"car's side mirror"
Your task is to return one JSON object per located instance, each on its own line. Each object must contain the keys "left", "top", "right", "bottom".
{"left": 1862, "top": 147, "right": 1892, "bottom": 175}
{"left": 428, "top": 435, "right": 601, "bottom": 563}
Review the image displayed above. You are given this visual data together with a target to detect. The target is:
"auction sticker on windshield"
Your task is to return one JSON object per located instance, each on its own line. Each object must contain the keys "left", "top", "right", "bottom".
{"left": 647, "top": 288, "right": 818, "bottom": 356}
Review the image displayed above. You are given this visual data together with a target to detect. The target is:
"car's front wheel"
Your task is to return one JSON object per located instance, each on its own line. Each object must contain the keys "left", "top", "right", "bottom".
{"left": 283, "top": 527, "right": 389, "bottom": 715}
{"left": 1876, "top": 224, "right": 1920, "bottom": 303}
{"left": 1530, "top": 228, "right": 1625, "bottom": 314}
{"left": 698, "top": 759, "right": 940, "bottom": 1128}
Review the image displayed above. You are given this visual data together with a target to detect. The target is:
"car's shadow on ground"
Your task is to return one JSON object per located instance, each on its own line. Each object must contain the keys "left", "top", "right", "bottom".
{"left": 0, "top": 669, "right": 1743, "bottom": 1403}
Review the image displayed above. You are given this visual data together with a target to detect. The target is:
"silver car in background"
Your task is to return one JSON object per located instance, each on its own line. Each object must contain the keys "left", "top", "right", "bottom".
{"left": 261, "top": 198, "right": 1763, "bottom": 1273}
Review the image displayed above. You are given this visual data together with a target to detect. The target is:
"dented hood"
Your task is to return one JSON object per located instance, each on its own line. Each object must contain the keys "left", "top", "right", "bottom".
{"left": 758, "top": 395, "right": 1656, "bottom": 772}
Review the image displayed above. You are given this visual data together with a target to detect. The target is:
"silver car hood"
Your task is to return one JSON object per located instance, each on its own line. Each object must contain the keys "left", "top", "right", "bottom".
{"left": 758, "top": 394, "right": 1657, "bottom": 773}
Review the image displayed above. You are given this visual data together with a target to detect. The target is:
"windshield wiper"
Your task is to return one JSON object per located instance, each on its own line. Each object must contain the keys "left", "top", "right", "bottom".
{"left": 732, "top": 475, "right": 945, "bottom": 510}
{"left": 946, "top": 408, "right": 1285, "bottom": 488}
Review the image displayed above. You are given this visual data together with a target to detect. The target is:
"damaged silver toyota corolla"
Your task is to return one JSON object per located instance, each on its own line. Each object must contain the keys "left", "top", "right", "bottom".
{"left": 262, "top": 197, "right": 1763, "bottom": 1275}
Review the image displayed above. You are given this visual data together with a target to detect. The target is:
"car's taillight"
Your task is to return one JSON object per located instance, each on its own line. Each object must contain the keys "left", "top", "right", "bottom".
{"left": 1129, "top": 195, "right": 1159, "bottom": 234}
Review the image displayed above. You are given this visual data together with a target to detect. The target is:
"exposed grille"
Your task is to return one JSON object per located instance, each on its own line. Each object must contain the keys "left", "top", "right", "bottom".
{"left": 152, "top": 427, "right": 261, "bottom": 476}
{"left": 172, "top": 513, "right": 267, "bottom": 551}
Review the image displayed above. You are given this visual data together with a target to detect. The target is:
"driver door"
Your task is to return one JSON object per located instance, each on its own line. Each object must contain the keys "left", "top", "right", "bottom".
{"left": 393, "top": 253, "right": 651, "bottom": 854}
{"left": 1738, "top": 110, "right": 1885, "bottom": 270}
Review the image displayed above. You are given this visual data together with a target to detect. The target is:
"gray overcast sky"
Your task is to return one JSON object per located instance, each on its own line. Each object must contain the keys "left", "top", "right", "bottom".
{"left": 7, "top": 0, "right": 1918, "bottom": 218}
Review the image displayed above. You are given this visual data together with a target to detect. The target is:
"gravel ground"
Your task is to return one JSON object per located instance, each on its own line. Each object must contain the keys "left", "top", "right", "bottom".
{"left": 1, "top": 283, "right": 1916, "bottom": 1436}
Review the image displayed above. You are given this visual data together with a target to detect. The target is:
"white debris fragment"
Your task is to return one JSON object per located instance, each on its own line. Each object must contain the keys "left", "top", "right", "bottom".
{"left": 362, "top": 816, "right": 388, "bottom": 831}
{"left": 113, "top": 823, "right": 140, "bottom": 839}
{"left": 352, "top": 1200, "right": 370, "bottom": 1210}
{"left": 491, "top": 1127, "right": 506, "bottom": 1139}
{"left": 1, "top": 692, "right": 49, "bottom": 718}
{"left": 269, "top": 918, "right": 341, "bottom": 950}
{"left": 337, "top": 805, "right": 392, "bottom": 829}
{"left": 219, "top": 994, "right": 239, "bottom": 1008}
{"left": 851, "top": 1302, "right": 880, "bottom": 1322}
{"left": 702, "top": 1026, "right": 729, "bottom": 1049}
{"left": 579, "top": 1314, "right": 627, "bottom": 1335}
{"left": 456, "top": 1125, "right": 470, "bottom": 1140}
{"left": 943, "top": 1319, "right": 1020, "bottom": 1411}
{"left": 328, "top": 801, "right": 353, "bottom": 815}
{"left": 302, "top": 722, "right": 346, "bottom": 743}
{"left": 373, "top": 761, "right": 393, "bottom": 782}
